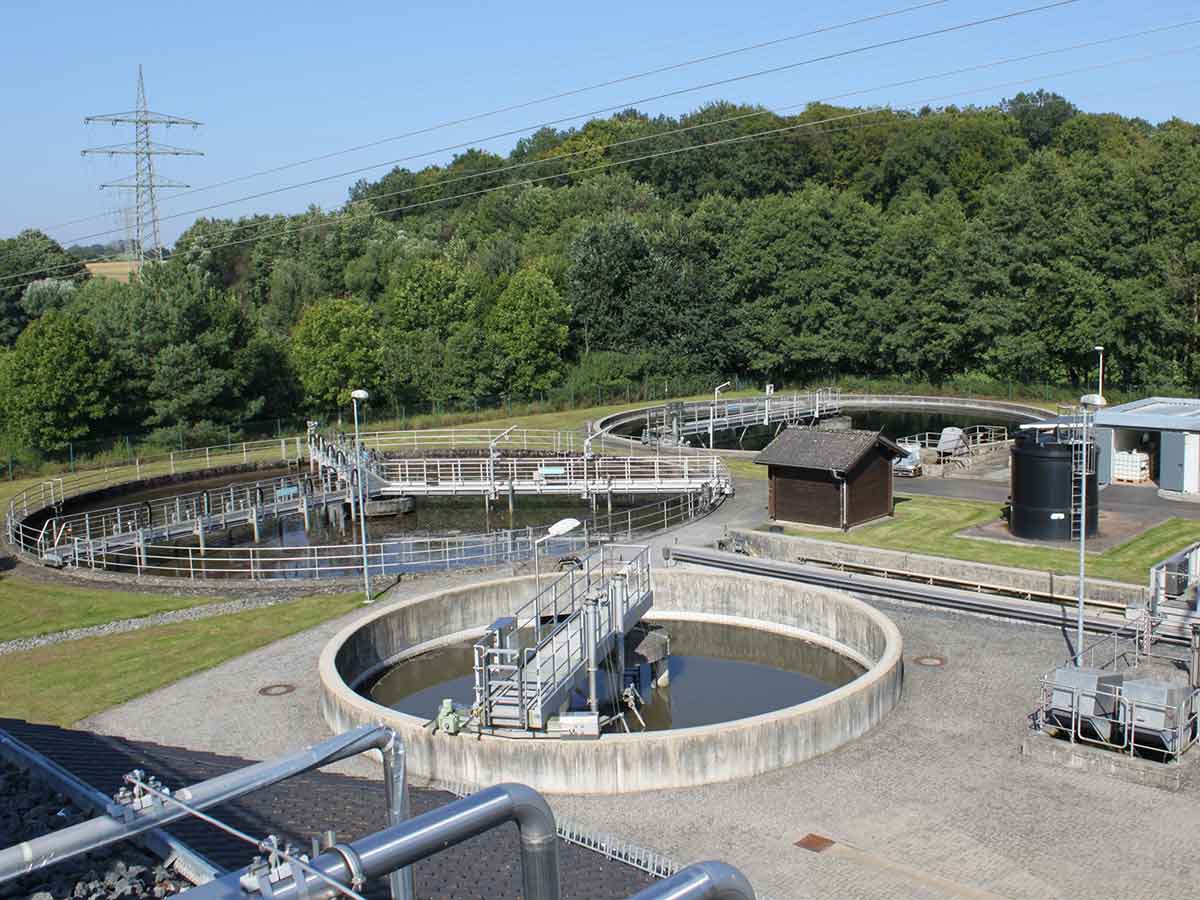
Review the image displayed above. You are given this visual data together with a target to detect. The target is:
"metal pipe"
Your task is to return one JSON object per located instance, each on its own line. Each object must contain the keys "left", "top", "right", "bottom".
{"left": 380, "top": 736, "right": 414, "bottom": 900}
{"left": 0, "top": 728, "right": 221, "bottom": 886}
{"left": 1075, "top": 405, "right": 1089, "bottom": 666}
{"left": 626, "top": 861, "right": 756, "bottom": 900}
{"left": 184, "top": 784, "right": 560, "bottom": 900}
{"left": 0, "top": 725, "right": 398, "bottom": 884}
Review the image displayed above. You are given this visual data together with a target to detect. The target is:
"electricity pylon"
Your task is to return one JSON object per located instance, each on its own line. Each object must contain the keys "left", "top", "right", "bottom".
{"left": 82, "top": 65, "right": 202, "bottom": 266}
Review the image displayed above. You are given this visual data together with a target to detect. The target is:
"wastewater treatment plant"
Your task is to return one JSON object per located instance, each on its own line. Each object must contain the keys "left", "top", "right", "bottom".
{"left": 7, "top": 388, "right": 1200, "bottom": 900}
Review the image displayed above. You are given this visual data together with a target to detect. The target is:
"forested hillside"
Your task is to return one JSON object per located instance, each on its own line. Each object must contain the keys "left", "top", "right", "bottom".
{"left": 1, "top": 91, "right": 1198, "bottom": 459}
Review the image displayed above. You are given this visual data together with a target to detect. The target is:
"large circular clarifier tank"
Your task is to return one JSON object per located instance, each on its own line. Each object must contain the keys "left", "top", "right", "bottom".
{"left": 1010, "top": 432, "right": 1098, "bottom": 540}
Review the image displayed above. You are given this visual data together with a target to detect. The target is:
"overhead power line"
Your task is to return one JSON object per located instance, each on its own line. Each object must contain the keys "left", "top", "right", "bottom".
{"left": 4, "top": 39, "right": 1194, "bottom": 292}
{"left": 119, "top": 17, "right": 1200, "bottom": 254}
{"left": 23, "top": 0, "right": 956, "bottom": 238}
{"left": 31, "top": 0, "right": 1082, "bottom": 252}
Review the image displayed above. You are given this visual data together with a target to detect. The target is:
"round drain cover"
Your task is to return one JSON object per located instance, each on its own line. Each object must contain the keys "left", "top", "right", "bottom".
{"left": 258, "top": 683, "right": 297, "bottom": 696}
{"left": 914, "top": 655, "right": 946, "bottom": 668}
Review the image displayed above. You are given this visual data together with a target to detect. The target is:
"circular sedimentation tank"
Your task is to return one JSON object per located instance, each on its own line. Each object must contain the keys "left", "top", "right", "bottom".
{"left": 319, "top": 570, "right": 903, "bottom": 794}
{"left": 1010, "top": 431, "right": 1098, "bottom": 540}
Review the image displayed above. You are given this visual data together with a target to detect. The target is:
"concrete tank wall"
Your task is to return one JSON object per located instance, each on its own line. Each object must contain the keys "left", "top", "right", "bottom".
{"left": 319, "top": 570, "right": 903, "bottom": 794}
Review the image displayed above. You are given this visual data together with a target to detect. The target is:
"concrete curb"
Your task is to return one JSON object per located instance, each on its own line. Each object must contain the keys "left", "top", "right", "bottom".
{"left": 318, "top": 570, "right": 903, "bottom": 794}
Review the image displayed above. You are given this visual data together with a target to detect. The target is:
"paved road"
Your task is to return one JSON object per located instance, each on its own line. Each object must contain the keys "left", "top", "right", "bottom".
{"left": 80, "top": 486, "right": 1200, "bottom": 899}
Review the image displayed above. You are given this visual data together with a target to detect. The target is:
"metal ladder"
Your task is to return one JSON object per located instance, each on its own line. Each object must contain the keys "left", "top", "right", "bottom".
{"left": 1068, "top": 421, "right": 1092, "bottom": 540}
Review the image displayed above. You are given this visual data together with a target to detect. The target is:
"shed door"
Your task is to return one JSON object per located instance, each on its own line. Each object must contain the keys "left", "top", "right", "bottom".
{"left": 1161, "top": 432, "right": 1187, "bottom": 492}
{"left": 1187, "top": 434, "right": 1200, "bottom": 494}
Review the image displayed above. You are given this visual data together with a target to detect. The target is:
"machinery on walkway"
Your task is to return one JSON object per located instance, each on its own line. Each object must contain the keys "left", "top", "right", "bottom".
{"left": 472, "top": 544, "right": 659, "bottom": 735}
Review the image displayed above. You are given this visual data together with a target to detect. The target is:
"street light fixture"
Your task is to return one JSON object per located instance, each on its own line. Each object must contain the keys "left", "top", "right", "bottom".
{"left": 1093, "top": 345, "right": 1105, "bottom": 398}
{"left": 534, "top": 517, "right": 582, "bottom": 593}
{"left": 710, "top": 381, "right": 732, "bottom": 450}
{"left": 1074, "top": 391, "right": 1107, "bottom": 666}
{"left": 350, "top": 389, "right": 372, "bottom": 603}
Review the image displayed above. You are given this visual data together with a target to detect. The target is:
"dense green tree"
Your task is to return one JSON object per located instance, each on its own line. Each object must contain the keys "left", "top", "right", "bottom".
{"left": 3, "top": 313, "right": 115, "bottom": 453}
{"left": 290, "top": 297, "right": 382, "bottom": 410}
{"left": 488, "top": 269, "right": 570, "bottom": 396}
{"left": 0, "top": 231, "right": 83, "bottom": 345}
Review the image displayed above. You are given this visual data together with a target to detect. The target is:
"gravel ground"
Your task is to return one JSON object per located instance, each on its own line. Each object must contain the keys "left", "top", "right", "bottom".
{"left": 0, "top": 761, "right": 186, "bottom": 900}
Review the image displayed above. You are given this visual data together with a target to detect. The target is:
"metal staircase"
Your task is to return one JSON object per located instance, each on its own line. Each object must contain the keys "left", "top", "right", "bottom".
{"left": 473, "top": 545, "right": 653, "bottom": 732}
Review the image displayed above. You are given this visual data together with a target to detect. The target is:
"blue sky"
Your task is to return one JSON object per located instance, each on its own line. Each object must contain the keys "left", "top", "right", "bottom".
{"left": 2, "top": 0, "right": 1197, "bottom": 246}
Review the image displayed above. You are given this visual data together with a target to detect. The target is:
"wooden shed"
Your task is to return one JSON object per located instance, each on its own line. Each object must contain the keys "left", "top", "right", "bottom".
{"left": 754, "top": 427, "right": 906, "bottom": 530}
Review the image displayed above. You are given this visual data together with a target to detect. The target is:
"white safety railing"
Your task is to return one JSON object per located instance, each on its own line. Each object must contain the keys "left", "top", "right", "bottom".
{"left": 18, "top": 492, "right": 710, "bottom": 581}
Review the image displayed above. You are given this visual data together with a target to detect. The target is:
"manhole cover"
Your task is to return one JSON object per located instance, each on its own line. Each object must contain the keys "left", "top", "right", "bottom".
{"left": 914, "top": 655, "right": 946, "bottom": 668}
{"left": 795, "top": 833, "right": 836, "bottom": 853}
{"left": 257, "top": 683, "right": 296, "bottom": 697}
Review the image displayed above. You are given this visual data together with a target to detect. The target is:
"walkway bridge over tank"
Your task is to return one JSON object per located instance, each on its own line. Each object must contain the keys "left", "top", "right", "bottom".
{"left": 308, "top": 427, "right": 732, "bottom": 500}
{"left": 472, "top": 544, "right": 653, "bottom": 732}
{"left": 628, "top": 387, "right": 841, "bottom": 447}
{"left": 12, "top": 472, "right": 346, "bottom": 571}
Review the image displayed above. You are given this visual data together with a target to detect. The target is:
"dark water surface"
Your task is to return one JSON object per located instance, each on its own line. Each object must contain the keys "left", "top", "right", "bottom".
{"left": 368, "top": 619, "right": 864, "bottom": 732}
{"left": 618, "top": 408, "right": 1024, "bottom": 451}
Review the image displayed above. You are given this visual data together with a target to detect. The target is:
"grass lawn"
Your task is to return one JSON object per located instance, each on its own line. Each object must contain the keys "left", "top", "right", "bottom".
{"left": 770, "top": 494, "right": 1200, "bottom": 585}
{"left": 0, "top": 592, "right": 364, "bottom": 726}
{"left": 0, "top": 574, "right": 224, "bottom": 643}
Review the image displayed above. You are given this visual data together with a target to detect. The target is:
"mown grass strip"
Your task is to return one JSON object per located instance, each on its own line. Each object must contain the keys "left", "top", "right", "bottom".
{"left": 0, "top": 574, "right": 223, "bottom": 643}
{"left": 0, "top": 592, "right": 363, "bottom": 726}
{"left": 773, "top": 494, "right": 1200, "bottom": 585}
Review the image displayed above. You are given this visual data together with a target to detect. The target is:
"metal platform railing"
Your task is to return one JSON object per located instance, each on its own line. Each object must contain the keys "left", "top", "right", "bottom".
{"left": 309, "top": 428, "right": 731, "bottom": 499}
{"left": 897, "top": 424, "right": 1009, "bottom": 453}
{"left": 474, "top": 545, "right": 652, "bottom": 731}
{"left": 639, "top": 388, "right": 841, "bottom": 444}
{"left": 1030, "top": 612, "right": 1200, "bottom": 761}
{"left": 23, "top": 493, "right": 708, "bottom": 581}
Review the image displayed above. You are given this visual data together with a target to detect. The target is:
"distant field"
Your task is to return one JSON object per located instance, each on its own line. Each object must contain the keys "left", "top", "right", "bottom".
{"left": 85, "top": 260, "right": 140, "bottom": 283}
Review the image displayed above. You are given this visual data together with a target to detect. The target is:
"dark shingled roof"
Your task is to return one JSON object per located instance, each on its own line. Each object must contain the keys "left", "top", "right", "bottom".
{"left": 753, "top": 427, "right": 905, "bottom": 471}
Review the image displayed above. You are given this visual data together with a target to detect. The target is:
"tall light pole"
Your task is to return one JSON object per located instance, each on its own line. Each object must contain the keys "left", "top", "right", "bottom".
{"left": 351, "top": 389, "right": 372, "bottom": 603}
{"left": 710, "top": 381, "right": 732, "bottom": 450}
{"left": 1093, "top": 345, "right": 1105, "bottom": 398}
{"left": 1075, "top": 392, "right": 1107, "bottom": 665}
{"left": 534, "top": 517, "right": 582, "bottom": 594}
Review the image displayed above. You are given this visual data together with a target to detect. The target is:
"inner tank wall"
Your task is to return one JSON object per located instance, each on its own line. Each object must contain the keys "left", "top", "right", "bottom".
{"left": 319, "top": 571, "right": 903, "bottom": 794}
{"left": 1010, "top": 437, "right": 1098, "bottom": 540}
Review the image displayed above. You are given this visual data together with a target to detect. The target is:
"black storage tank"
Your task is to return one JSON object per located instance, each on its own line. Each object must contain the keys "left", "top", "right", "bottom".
{"left": 1010, "top": 431, "right": 1098, "bottom": 540}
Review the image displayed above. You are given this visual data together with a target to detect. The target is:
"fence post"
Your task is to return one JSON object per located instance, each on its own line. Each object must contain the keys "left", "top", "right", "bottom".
{"left": 69, "top": 442, "right": 74, "bottom": 472}
{"left": 169, "top": 452, "right": 175, "bottom": 475}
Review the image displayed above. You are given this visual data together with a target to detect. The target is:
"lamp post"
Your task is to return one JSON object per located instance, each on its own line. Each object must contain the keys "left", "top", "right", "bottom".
{"left": 1093, "top": 345, "right": 1105, "bottom": 398}
{"left": 534, "top": 517, "right": 582, "bottom": 594}
{"left": 1075, "top": 392, "right": 1107, "bottom": 665}
{"left": 710, "top": 381, "right": 732, "bottom": 450}
{"left": 351, "top": 389, "right": 372, "bottom": 603}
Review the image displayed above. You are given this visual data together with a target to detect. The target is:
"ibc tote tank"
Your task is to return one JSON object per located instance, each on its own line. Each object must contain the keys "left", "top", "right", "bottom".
{"left": 1009, "top": 431, "right": 1098, "bottom": 540}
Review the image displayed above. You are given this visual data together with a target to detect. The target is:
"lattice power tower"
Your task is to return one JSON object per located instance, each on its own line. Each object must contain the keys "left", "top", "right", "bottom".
{"left": 82, "top": 65, "right": 202, "bottom": 266}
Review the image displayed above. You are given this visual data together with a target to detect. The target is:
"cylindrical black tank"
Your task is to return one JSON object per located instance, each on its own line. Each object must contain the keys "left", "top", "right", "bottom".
{"left": 1010, "top": 431, "right": 1098, "bottom": 540}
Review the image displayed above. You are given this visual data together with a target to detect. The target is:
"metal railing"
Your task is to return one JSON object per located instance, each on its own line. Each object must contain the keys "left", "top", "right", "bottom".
{"left": 474, "top": 545, "right": 652, "bottom": 730}
{"left": 637, "top": 388, "right": 841, "bottom": 443}
{"left": 897, "top": 424, "right": 1009, "bottom": 453}
{"left": 5, "top": 437, "right": 305, "bottom": 548}
{"left": 22, "top": 492, "right": 710, "bottom": 581}
{"left": 1030, "top": 612, "right": 1200, "bottom": 761}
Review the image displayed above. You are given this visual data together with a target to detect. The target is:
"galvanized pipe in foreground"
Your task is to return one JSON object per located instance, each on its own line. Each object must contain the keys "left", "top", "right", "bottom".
{"left": 184, "top": 783, "right": 560, "bottom": 900}
{"left": 0, "top": 725, "right": 399, "bottom": 884}
{"left": 627, "top": 861, "right": 755, "bottom": 900}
